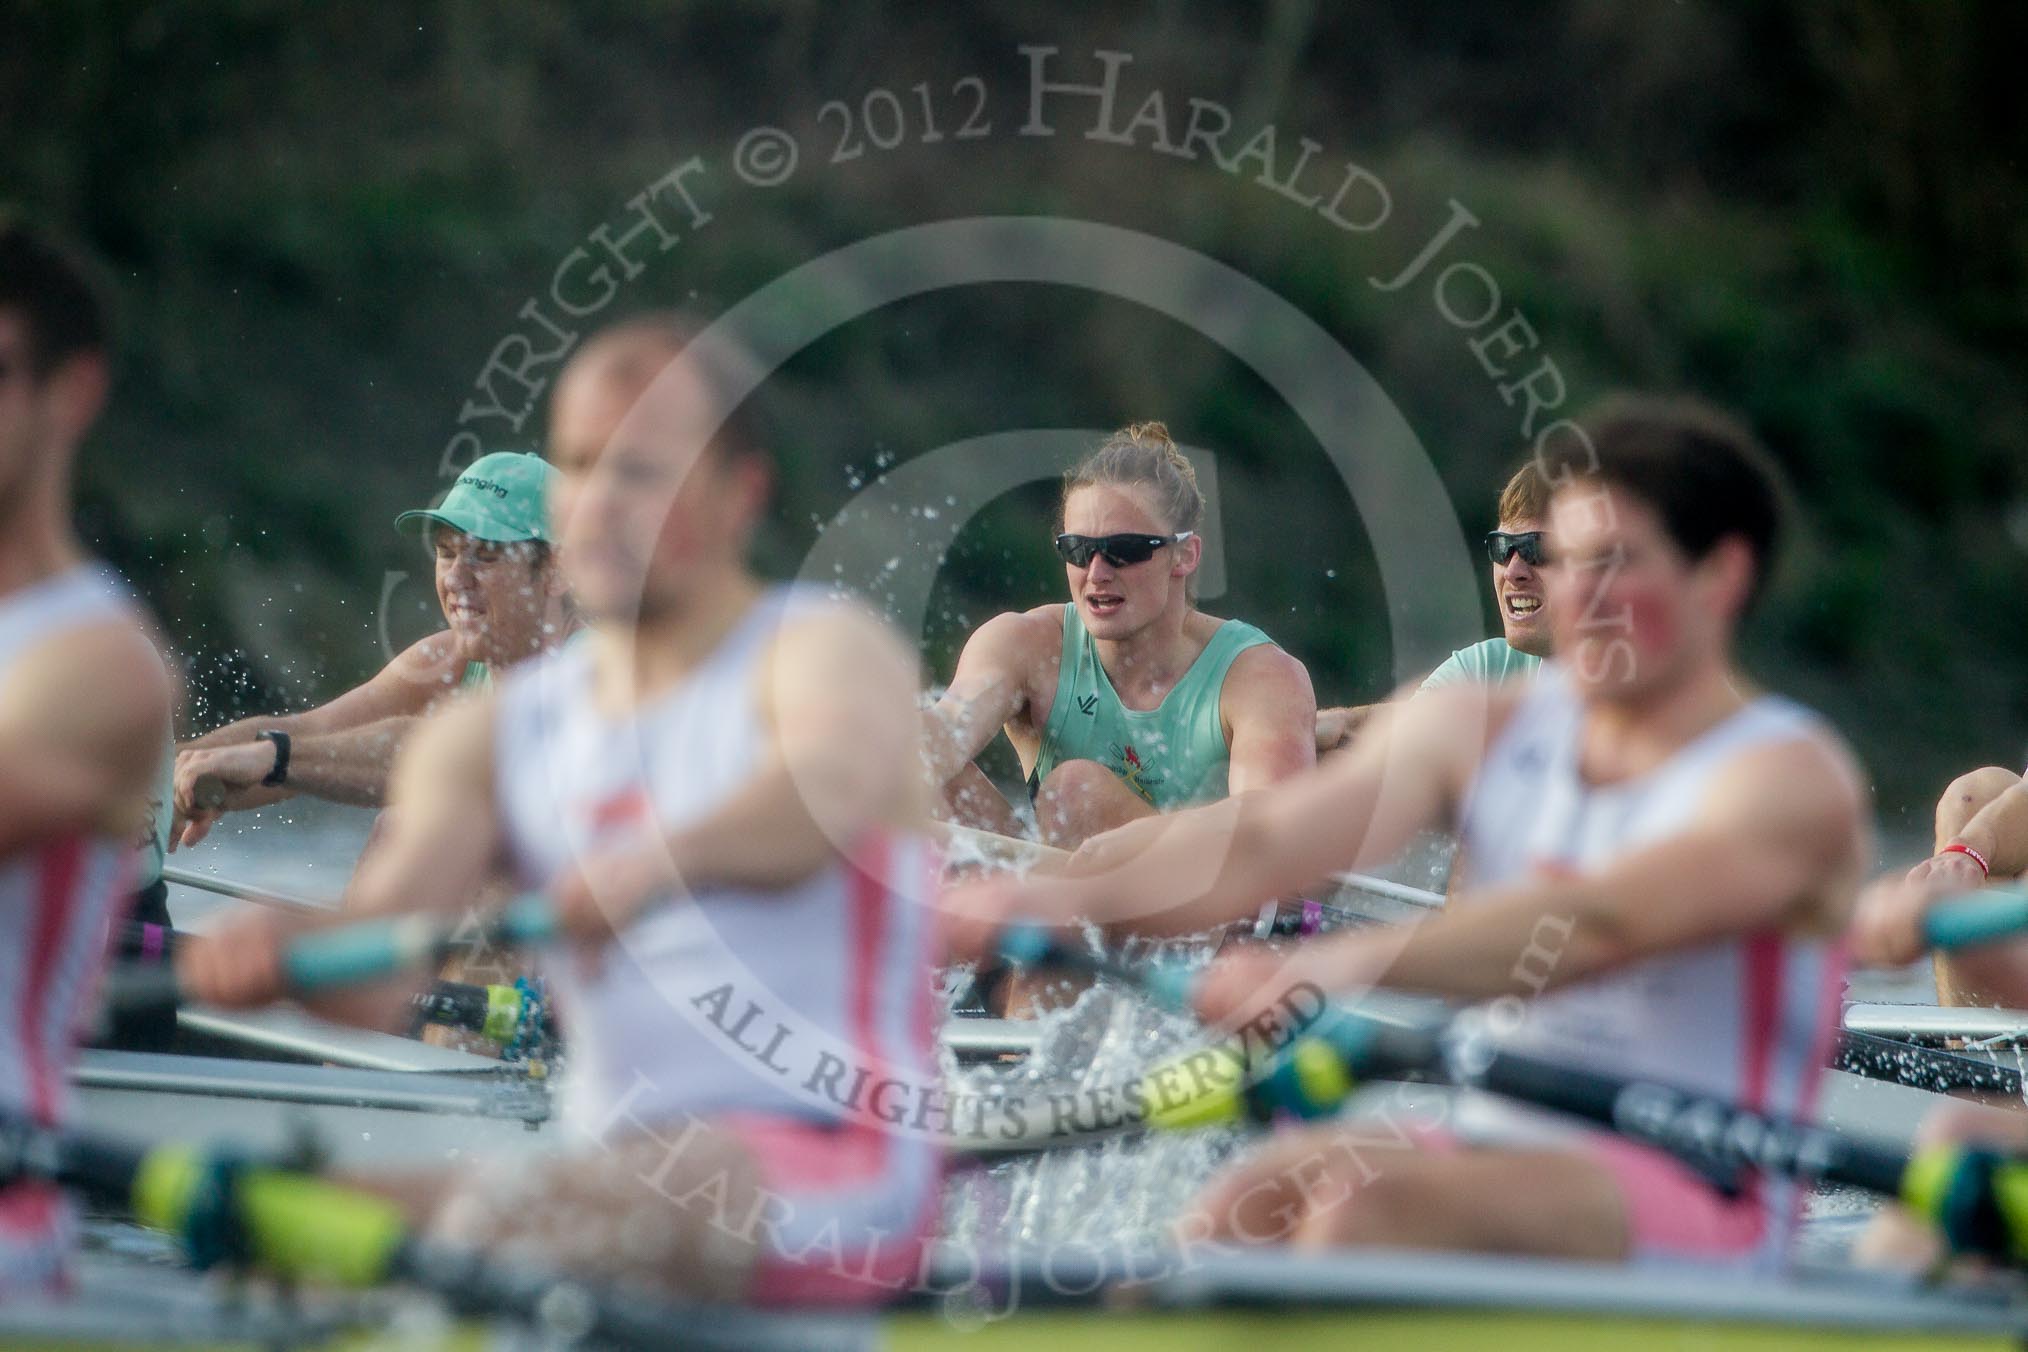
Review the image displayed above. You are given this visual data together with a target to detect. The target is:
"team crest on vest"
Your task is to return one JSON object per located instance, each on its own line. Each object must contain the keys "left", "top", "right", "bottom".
{"left": 1109, "top": 742, "right": 1163, "bottom": 804}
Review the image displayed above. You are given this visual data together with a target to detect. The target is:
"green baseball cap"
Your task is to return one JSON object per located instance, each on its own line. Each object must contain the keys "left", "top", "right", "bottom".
{"left": 394, "top": 451, "right": 555, "bottom": 544}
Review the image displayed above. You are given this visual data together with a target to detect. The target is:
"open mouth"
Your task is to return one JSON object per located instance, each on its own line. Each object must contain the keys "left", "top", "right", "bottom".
{"left": 1502, "top": 594, "right": 1542, "bottom": 620}
{"left": 1085, "top": 592, "right": 1125, "bottom": 618}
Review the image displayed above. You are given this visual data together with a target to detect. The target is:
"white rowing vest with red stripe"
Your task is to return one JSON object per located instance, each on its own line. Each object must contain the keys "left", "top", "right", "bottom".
{"left": 0, "top": 567, "right": 144, "bottom": 1289}
{"left": 1454, "top": 664, "right": 1845, "bottom": 1269}
{"left": 494, "top": 590, "right": 942, "bottom": 1139}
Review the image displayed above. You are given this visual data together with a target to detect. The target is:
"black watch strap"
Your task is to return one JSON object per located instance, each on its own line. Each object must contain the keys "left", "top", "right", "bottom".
{"left": 257, "top": 729, "right": 291, "bottom": 787}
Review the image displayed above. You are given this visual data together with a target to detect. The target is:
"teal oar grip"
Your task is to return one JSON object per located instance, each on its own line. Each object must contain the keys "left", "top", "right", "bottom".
{"left": 1924, "top": 890, "right": 2028, "bottom": 951}
{"left": 281, "top": 915, "right": 435, "bottom": 992}
{"left": 994, "top": 924, "right": 1198, "bottom": 1012}
{"left": 1140, "top": 962, "right": 1196, "bottom": 1014}
{"left": 494, "top": 893, "right": 558, "bottom": 946}
{"left": 996, "top": 923, "right": 1058, "bottom": 969}
{"left": 281, "top": 896, "right": 555, "bottom": 995}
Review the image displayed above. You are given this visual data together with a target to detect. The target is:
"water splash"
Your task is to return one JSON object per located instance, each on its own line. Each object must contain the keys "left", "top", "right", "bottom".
{"left": 940, "top": 946, "right": 1244, "bottom": 1250}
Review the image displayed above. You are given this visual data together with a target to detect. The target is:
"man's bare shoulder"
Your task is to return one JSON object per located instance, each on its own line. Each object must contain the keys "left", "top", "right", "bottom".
{"left": 390, "top": 631, "right": 466, "bottom": 679}
{"left": 977, "top": 604, "right": 1064, "bottom": 646}
{"left": 1221, "top": 642, "right": 1315, "bottom": 724}
{"left": 1226, "top": 641, "right": 1312, "bottom": 694}
{"left": 0, "top": 618, "right": 171, "bottom": 763}
{"left": 767, "top": 597, "right": 917, "bottom": 682}
{"left": 0, "top": 617, "right": 164, "bottom": 711}
{"left": 955, "top": 605, "right": 1063, "bottom": 680}
{"left": 372, "top": 632, "right": 472, "bottom": 705}
{"left": 1709, "top": 720, "right": 1869, "bottom": 838}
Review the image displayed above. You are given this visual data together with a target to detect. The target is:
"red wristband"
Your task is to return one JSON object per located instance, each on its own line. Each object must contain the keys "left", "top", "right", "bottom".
{"left": 1941, "top": 842, "right": 1991, "bottom": 877}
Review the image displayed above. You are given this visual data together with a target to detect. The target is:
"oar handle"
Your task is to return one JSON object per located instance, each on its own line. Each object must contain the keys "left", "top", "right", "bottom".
{"left": 190, "top": 773, "right": 228, "bottom": 813}
{"left": 1924, "top": 889, "right": 2028, "bottom": 951}
{"left": 100, "top": 895, "right": 563, "bottom": 1020}
{"left": 101, "top": 964, "right": 186, "bottom": 1025}
{"left": 281, "top": 913, "right": 440, "bottom": 992}
{"left": 281, "top": 894, "right": 557, "bottom": 994}
{"left": 996, "top": 923, "right": 1196, "bottom": 1010}
{"left": 115, "top": 919, "right": 179, "bottom": 963}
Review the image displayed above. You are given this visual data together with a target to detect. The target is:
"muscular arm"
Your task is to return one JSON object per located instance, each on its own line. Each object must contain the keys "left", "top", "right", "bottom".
{"left": 923, "top": 609, "right": 1053, "bottom": 786}
{"left": 171, "top": 636, "right": 466, "bottom": 841}
{"left": 346, "top": 698, "right": 500, "bottom": 918}
{"left": 270, "top": 716, "right": 421, "bottom": 808}
{"left": 972, "top": 687, "right": 1493, "bottom": 941}
{"left": 1945, "top": 780, "right": 2028, "bottom": 880}
{"left": 1221, "top": 645, "right": 1316, "bottom": 794}
{"left": 176, "top": 692, "right": 514, "bottom": 1027}
{"left": 181, "top": 633, "right": 462, "bottom": 749}
{"left": 283, "top": 697, "right": 502, "bottom": 1031}
{"left": 1921, "top": 779, "right": 2028, "bottom": 1004}
{"left": 182, "top": 709, "right": 323, "bottom": 751}
{"left": 666, "top": 608, "right": 926, "bottom": 891}
{"left": 0, "top": 622, "right": 172, "bottom": 855}
{"left": 1264, "top": 733, "right": 1869, "bottom": 1003}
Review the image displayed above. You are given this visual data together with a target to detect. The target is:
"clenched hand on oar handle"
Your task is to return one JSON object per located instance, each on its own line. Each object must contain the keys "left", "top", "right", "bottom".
{"left": 1921, "top": 889, "right": 2028, "bottom": 951}
{"left": 164, "top": 769, "right": 234, "bottom": 851}
{"left": 104, "top": 894, "right": 559, "bottom": 1029}
{"left": 106, "top": 927, "right": 547, "bottom": 1048}
{"left": 190, "top": 771, "right": 228, "bottom": 813}
{"left": 1854, "top": 869, "right": 2028, "bottom": 969}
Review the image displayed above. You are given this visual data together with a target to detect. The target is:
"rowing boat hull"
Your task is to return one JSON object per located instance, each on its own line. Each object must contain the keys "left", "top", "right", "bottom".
{"left": 0, "top": 1314, "right": 2000, "bottom": 1351}
{"left": 4, "top": 1246, "right": 2017, "bottom": 1350}
{"left": 71, "top": 1050, "right": 550, "bottom": 1171}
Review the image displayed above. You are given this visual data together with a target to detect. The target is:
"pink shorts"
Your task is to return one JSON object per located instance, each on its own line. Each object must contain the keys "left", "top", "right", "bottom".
{"left": 1414, "top": 1123, "right": 1775, "bottom": 1264}
{"left": 722, "top": 1113, "right": 943, "bottom": 1307}
{"left": 0, "top": 1183, "right": 71, "bottom": 1297}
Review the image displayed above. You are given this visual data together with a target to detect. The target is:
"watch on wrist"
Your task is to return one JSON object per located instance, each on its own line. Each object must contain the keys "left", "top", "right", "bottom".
{"left": 256, "top": 729, "right": 291, "bottom": 787}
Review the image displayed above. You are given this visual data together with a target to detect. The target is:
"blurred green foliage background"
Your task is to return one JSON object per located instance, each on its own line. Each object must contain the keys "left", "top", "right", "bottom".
{"left": 5, "top": 0, "right": 2026, "bottom": 832}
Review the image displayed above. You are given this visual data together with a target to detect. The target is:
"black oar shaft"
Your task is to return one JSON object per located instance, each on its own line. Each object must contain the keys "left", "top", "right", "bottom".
{"left": 1466, "top": 1043, "right": 1909, "bottom": 1198}
{"left": 1000, "top": 929, "right": 1916, "bottom": 1197}
{"left": 999, "top": 927, "right": 2028, "bottom": 1263}
{"left": 411, "top": 980, "right": 492, "bottom": 1031}
{"left": 0, "top": 1108, "right": 687, "bottom": 1349}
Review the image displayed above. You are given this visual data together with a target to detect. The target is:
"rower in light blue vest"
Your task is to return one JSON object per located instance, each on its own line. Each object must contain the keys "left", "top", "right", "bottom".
{"left": 1030, "top": 602, "right": 1275, "bottom": 808}
{"left": 1316, "top": 461, "right": 1555, "bottom": 755}
{"left": 929, "top": 422, "right": 1317, "bottom": 852}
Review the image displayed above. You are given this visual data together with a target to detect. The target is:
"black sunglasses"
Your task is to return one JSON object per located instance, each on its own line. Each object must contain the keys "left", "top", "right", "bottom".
{"left": 1054, "top": 531, "right": 1194, "bottom": 568}
{"left": 1485, "top": 530, "right": 1548, "bottom": 568}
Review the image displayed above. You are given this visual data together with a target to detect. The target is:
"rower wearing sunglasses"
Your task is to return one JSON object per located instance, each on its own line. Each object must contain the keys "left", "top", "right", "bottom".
{"left": 1316, "top": 462, "right": 1554, "bottom": 754}
{"left": 927, "top": 422, "right": 1316, "bottom": 854}
{"left": 951, "top": 397, "right": 1869, "bottom": 1273}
